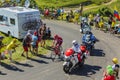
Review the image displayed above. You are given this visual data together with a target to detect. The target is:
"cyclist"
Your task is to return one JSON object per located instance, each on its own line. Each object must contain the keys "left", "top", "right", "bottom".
{"left": 112, "top": 58, "right": 119, "bottom": 79}
{"left": 52, "top": 34, "right": 63, "bottom": 48}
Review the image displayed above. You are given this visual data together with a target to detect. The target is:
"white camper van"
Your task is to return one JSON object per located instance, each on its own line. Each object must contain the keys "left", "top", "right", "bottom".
{"left": 0, "top": 6, "right": 41, "bottom": 39}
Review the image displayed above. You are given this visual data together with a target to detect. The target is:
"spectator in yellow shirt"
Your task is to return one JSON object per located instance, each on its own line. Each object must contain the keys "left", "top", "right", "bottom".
{"left": 6, "top": 39, "right": 18, "bottom": 62}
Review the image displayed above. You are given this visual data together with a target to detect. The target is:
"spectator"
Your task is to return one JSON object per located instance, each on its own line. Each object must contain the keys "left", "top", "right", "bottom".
{"left": 94, "top": 14, "right": 101, "bottom": 29}
{"left": 31, "top": 31, "right": 38, "bottom": 55}
{"left": 57, "top": 7, "right": 61, "bottom": 17}
{"left": 112, "top": 58, "right": 119, "bottom": 79}
{"left": 70, "top": 10, "right": 74, "bottom": 18}
{"left": 108, "top": 15, "right": 114, "bottom": 30}
{"left": 6, "top": 39, "right": 18, "bottom": 62}
{"left": 0, "top": 36, "right": 5, "bottom": 63}
{"left": 21, "top": 34, "right": 32, "bottom": 58}
{"left": 40, "top": 24, "right": 46, "bottom": 47}
{"left": 60, "top": 7, "right": 64, "bottom": 20}
{"left": 79, "top": 4, "right": 83, "bottom": 16}
{"left": 46, "top": 27, "right": 51, "bottom": 38}
{"left": 102, "top": 65, "right": 115, "bottom": 80}
{"left": 60, "top": 7, "right": 64, "bottom": 14}
{"left": 44, "top": 8, "right": 49, "bottom": 18}
{"left": 27, "top": 30, "right": 33, "bottom": 51}
{"left": 66, "top": 13, "right": 70, "bottom": 22}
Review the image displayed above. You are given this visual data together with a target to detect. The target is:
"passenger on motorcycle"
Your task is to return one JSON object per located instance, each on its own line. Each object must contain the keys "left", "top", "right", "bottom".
{"left": 52, "top": 34, "right": 63, "bottom": 48}
{"left": 82, "top": 31, "right": 96, "bottom": 46}
{"left": 80, "top": 43, "right": 89, "bottom": 57}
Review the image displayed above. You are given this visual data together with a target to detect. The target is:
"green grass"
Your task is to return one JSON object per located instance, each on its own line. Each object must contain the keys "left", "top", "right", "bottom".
{"left": 83, "top": 0, "right": 120, "bottom": 15}
{"left": 0, "top": 32, "right": 52, "bottom": 64}
{"left": 35, "top": 0, "right": 111, "bottom": 9}
{"left": 108, "top": 0, "right": 120, "bottom": 13}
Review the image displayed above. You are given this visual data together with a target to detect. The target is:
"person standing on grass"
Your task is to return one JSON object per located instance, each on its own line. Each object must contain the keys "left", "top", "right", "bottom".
{"left": 0, "top": 36, "right": 5, "bottom": 64}
{"left": 46, "top": 27, "right": 51, "bottom": 38}
{"left": 40, "top": 24, "right": 46, "bottom": 47}
{"left": 21, "top": 34, "right": 32, "bottom": 58}
{"left": 6, "top": 39, "right": 18, "bottom": 62}
{"left": 31, "top": 31, "right": 38, "bottom": 55}
{"left": 27, "top": 30, "right": 33, "bottom": 51}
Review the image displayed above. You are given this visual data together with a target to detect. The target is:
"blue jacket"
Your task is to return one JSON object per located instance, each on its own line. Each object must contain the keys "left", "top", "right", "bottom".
{"left": 82, "top": 34, "right": 96, "bottom": 43}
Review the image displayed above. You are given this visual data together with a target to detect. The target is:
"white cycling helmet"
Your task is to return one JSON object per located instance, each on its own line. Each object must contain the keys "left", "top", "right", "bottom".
{"left": 72, "top": 40, "right": 78, "bottom": 45}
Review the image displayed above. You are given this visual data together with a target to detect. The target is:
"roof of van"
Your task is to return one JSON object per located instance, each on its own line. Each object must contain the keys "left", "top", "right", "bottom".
{"left": 1, "top": 6, "right": 40, "bottom": 13}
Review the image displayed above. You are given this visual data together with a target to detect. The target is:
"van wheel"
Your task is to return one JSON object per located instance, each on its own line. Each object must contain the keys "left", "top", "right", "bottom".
{"left": 8, "top": 31, "right": 11, "bottom": 36}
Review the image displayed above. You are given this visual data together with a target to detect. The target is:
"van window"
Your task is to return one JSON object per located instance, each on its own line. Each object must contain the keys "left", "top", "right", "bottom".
{"left": 10, "top": 18, "right": 15, "bottom": 25}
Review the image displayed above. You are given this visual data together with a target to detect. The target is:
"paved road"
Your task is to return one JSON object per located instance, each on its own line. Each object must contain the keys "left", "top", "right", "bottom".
{"left": 0, "top": 19, "right": 120, "bottom": 80}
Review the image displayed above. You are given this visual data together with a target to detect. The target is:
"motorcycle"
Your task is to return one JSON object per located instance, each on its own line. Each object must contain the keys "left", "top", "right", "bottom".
{"left": 83, "top": 41, "right": 94, "bottom": 56}
{"left": 63, "top": 52, "right": 87, "bottom": 73}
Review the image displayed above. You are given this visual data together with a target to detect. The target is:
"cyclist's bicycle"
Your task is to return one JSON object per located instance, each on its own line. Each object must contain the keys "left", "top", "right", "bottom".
{"left": 50, "top": 45, "right": 64, "bottom": 61}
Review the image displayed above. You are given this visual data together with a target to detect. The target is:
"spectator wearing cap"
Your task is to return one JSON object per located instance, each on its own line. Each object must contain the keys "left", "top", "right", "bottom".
{"left": 31, "top": 31, "right": 38, "bottom": 55}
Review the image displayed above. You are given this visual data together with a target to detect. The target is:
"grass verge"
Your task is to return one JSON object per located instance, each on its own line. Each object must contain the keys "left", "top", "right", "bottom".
{"left": 0, "top": 32, "right": 53, "bottom": 64}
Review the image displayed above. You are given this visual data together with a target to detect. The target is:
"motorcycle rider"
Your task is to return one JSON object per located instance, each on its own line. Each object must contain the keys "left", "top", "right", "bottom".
{"left": 71, "top": 40, "right": 82, "bottom": 64}
{"left": 82, "top": 31, "right": 96, "bottom": 47}
{"left": 80, "top": 18, "right": 90, "bottom": 33}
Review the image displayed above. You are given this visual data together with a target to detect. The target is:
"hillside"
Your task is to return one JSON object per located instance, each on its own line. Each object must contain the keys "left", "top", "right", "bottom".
{"left": 35, "top": 0, "right": 111, "bottom": 8}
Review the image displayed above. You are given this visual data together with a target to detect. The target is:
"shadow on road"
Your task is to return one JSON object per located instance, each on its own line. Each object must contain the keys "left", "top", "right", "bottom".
{"left": 70, "top": 64, "right": 102, "bottom": 77}
{"left": 14, "top": 61, "right": 34, "bottom": 67}
{"left": 0, "top": 62, "right": 24, "bottom": 72}
{"left": 37, "top": 54, "right": 51, "bottom": 60}
{"left": 0, "top": 71, "right": 7, "bottom": 75}
{"left": 28, "top": 57, "right": 49, "bottom": 64}
{"left": 91, "top": 48, "right": 105, "bottom": 57}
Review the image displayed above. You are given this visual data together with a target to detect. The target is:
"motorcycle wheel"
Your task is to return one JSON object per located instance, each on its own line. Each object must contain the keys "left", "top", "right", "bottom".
{"left": 63, "top": 65, "right": 71, "bottom": 73}
{"left": 89, "top": 46, "right": 93, "bottom": 56}
{"left": 79, "top": 58, "right": 85, "bottom": 67}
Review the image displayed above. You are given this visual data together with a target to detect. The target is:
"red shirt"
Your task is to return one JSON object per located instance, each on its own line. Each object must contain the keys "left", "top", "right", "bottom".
{"left": 54, "top": 36, "right": 63, "bottom": 42}
{"left": 104, "top": 75, "right": 115, "bottom": 80}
